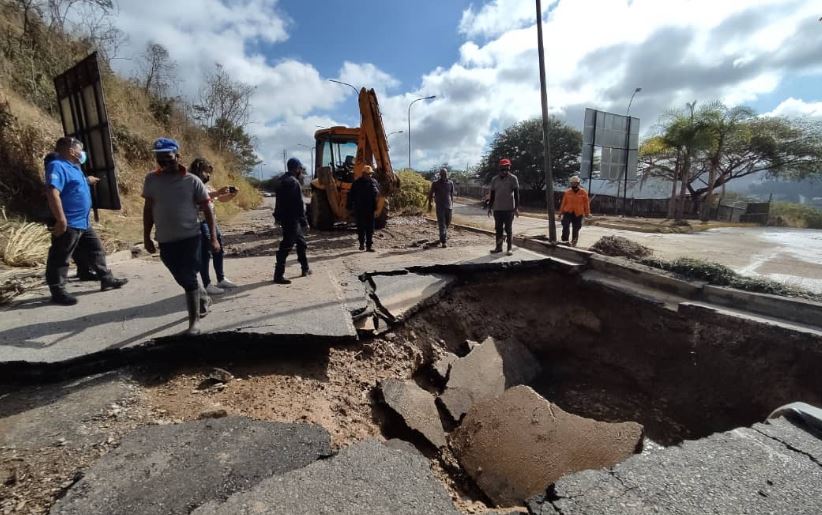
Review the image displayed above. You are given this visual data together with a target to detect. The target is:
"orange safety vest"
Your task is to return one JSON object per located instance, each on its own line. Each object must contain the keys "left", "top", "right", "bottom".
{"left": 559, "top": 187, "right": 590, "bottom": 216}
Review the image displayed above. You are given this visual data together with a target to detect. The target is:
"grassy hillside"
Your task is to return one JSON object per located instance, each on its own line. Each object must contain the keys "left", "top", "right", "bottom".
{"left": 0, "top": 2, "right": 260, "bottom": 257}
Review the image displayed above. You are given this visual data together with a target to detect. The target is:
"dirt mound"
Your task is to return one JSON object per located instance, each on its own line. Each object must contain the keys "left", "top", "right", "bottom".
{"left": 590, "top": 235, "right": 653, "bottom": 259}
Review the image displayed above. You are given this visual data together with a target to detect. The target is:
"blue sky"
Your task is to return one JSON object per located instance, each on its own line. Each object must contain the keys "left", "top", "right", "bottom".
{"left": 109, "top": 0, "right": 822, "bottom": 178}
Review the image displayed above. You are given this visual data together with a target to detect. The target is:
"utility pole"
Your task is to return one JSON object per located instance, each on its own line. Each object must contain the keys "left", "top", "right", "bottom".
{"left": 622, "top": 87, "right": 641, "bottom": 216}
{"left": 535, "top": 0, "right": 556, "bottom": 241}
{"left": 282, "top": 149, "right": 287, "bottom": 174}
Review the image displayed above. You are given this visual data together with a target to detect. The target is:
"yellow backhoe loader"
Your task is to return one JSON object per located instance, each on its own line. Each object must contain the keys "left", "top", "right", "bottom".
{"left": 308, "top": 88, "right": 399, "bottom": 230}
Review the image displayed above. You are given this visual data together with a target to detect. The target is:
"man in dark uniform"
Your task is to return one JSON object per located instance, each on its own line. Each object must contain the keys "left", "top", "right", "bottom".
{"left": 273, "top": 158, "right": 311, "bottom": 284}
{"left": 348, "top": 165, "right": 380, "bottom": 252}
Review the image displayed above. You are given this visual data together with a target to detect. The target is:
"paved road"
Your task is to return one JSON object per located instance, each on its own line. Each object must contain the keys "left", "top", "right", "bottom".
{"left": 452, "top": 202, "right": 822, "bottom": 294}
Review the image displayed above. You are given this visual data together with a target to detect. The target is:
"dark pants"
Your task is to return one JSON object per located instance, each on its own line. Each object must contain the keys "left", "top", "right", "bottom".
{"left": 275, "top": 220, "right": 308, "bottom": 277}
{"left": 199, "top": 222, "right": 224, "bottom": 287}
{"left": 561, "top": 213, "right": 584, "bottom": 243}
{"left": 493, "top": 210, "right": 514, "bottom": 250}
{"left": 436, "top": 206, "right": 452, "bottom": 243}
{"left": 356, "top": 212, "right": 375, "bottom": 249}
{"left": 46, "top": 227, "right": 110, "bottom": 287}
{"left": 159, "top": 236, "right": 202, "bottom": 292}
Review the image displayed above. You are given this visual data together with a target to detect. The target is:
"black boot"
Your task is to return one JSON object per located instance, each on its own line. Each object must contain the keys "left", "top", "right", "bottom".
{"left": 301, "top": 268, "right": 312, "bottom": 277}
{"left": 273, "top": 262, "right": 291, "bottom": 284}
{"left": 49, "top": 285, "right": 77, "bottom": 306}
{"left": 101, "top": 276, "right": 128, "bottom": 291}
{"left": 184, "top": 290, "right": 201, "bottom": 335}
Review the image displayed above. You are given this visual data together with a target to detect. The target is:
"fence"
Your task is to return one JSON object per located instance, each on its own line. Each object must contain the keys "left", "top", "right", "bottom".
{"left": 458, "top": 187, "right": 769, "bottom": 223}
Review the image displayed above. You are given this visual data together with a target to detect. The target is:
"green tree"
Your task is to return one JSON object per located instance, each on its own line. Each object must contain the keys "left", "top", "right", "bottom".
{"left": 479, "top": 117, "right": 581, "bottom": 190}
{"left": 206, "top": 117, "right": 260, "bottom": 174}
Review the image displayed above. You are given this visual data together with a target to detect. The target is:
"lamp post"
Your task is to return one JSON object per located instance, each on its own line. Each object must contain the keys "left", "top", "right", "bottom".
{"left": 535, "top": 0, "right": 556, "bottom": 241}
{"left": 328, "top": 79, "right": 359, "bottom": 95}
{"left": 621, "top": 87, "right": 642, "bottom": 216}
{"left": 407, "top": 96, "right": 436, "bottom": 170}
{"left": 257, "top": 161, "right": 266, "bottom": 182}
{"left": 298, "top": 143, "right": 315, "bottom": 177}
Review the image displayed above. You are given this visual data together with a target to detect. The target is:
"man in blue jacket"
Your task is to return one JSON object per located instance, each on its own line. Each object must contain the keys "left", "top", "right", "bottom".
{"left": 273, "top": 158, "right": 311, "bottom": 284}
{"left": 348, "top": 165, "right": 380, "bottom": 252}
{"left": 45, "top": 137, "right": 127, "bottom": 305}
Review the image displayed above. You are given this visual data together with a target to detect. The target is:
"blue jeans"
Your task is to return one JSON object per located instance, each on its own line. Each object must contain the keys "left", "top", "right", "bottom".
{"left": 159, "top": 236, "right": 202, "bottom": 292}
{"left": 199, "top": 222, "right": 224, "bottom": 287}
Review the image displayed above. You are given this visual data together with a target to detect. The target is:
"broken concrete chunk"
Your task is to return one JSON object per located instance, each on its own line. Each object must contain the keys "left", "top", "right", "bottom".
{"left": 431, "top": 352, "right": 459, "bottom": 383}
{"left": 193, "top": 439, "right": 460, "bottom": 514}
{"left": 381, "top": 379, "right": 447, "bottom": 448}
{"left": 438, "top": 337, "right": 541, "bottom": 421}
{"left": 372, "top": 273, "right": 455, "bottom": 320}
{"left": 450, "top": 386, "right": 643, "bottom": 507}
{"left": 51, "top": 417, "right": 332, "bottom": 515}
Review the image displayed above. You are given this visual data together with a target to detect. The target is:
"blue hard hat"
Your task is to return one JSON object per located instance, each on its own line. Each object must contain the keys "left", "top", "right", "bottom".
{"left": 152, "top": 137, "right": 179, "bottom": 153}
{"left": 287, "top": 157, "right": 304, "bottom": 171}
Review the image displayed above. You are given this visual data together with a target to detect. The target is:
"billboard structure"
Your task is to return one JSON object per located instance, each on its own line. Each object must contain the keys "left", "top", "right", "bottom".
{"left": 580, "top": 108, "right": 640, "bottom": 205}
{"left": 54, "top": 52, "right": 120, "bottom": 217}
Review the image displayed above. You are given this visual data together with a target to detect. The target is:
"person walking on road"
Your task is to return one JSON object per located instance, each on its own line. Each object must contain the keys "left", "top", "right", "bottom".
{"left": 142, "top": 138, "right": 219, "bottom": 335}
{"left": 189, "top": 158, "right": 238, "bottom": 295}
{"left": 348, "top": 165, "right": 380, "bottom": 252}
{"left": 44, "top": 137, "right": 128, "bottom": 305}
{"left": 559, "top": 175, "right": 591, "bottom": 247}
{"left": 487, "top": 158, "right": 520, "bottom": 255}
{"left": 428, "top": 167, "right": 455, "bottom": 248}
{"left": 273, "top": 158, "right": 311, "bottom": 284}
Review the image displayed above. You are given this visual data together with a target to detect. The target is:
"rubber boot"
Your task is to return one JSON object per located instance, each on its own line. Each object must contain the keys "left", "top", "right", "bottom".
{"left": 273, "top": 262, "right": 291, "bottom": 284}
{"left": 491, "top": 237, "right": 503, "bottom": 254}
{"left": 199, "top": 286, "right": 211, "bottom": 318}
{"left": 184, "top": 290, "right": 201, "bottom": 336}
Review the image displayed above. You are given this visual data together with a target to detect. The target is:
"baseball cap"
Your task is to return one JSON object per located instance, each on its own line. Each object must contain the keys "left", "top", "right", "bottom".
{"left": 152, "top": 137, "right": 179, "bottom": 154}
{"left": 499, "top": 158, "right": 511, "bottom": 167}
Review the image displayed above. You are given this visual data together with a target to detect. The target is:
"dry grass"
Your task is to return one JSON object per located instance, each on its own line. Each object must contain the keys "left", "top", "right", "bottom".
{"left": 0, "top": 219, "right": 51, "bottom": 267}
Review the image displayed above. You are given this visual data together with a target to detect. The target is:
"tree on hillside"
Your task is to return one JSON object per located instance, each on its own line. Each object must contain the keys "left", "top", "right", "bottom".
{"left": 207, "top": 117, "right": 260, "bottom": 173}
{"left": 478, "top": 117, "right": 581, "bottom": 190}
{"left": 193, "top": 64, "right": 255, "bottom": 130}
{"left": 139, "top": 42, "right": 176, "bottom": 97}
{"left": 642, "top": 102, "right": 822, "bottom": 219}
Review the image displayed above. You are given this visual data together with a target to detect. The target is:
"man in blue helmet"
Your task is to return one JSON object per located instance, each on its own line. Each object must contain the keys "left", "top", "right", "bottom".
{"left": 142, "top": 137, "right": 219, "bottom": 335}
{"left": 44, "top": 136, "right": 128, "bottom": 305}
{"left": 273, "top": 158, "right": 310, "bottom": 284}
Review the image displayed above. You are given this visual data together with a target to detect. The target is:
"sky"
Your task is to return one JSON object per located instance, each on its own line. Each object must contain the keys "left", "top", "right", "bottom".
{"left": 105, "top": 0, "right": 822, "bottom": 179}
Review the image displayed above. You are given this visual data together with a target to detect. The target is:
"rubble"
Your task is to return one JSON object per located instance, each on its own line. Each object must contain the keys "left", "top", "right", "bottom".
{"left": 380, "top": 379, "right": 447, "bottom": 448}
{"left": 450, "top": 386, "right": 643, "bottom": 507}
{"left": 431, "top": 352, "right": 459, "bottom": 383}
{"left": 438, "top": 337, "right": 540, "bottom": 421}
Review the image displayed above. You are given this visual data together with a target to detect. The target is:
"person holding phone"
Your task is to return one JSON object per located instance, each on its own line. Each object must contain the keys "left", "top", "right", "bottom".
{"left": 44, "top": 137, "right": 128, "bottom": 305}
{"left": 189, "top": 158, "right": 238, "bottom": 294}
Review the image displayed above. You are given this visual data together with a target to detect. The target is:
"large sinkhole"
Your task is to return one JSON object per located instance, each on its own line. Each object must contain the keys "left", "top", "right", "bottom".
{"left": 401, "top": 267, "right": 822, "bottom": 446}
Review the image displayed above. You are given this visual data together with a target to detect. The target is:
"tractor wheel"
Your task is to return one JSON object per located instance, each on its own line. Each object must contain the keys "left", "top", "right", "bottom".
{"left": 375, "top": 203, "right": 389, "bottom": 230}
{"left": 309, "top": 188, "right": 334, "bottom": 230}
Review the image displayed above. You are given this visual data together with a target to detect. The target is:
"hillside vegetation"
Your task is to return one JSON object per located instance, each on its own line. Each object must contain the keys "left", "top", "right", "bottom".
{"left": 0, "top": 1, "right": 261, "bottom": 257}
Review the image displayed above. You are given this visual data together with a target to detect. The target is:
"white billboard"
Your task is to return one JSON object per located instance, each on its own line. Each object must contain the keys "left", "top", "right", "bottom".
{"left": 580, "top": 108, "right": 640, "bottom": 181}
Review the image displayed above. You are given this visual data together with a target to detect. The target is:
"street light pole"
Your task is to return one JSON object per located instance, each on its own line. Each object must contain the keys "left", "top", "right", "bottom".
{"left": 535, "top": 0, "right": 556, "bottom": 242}
{"left": 407, "top": 96, "right": 436, "bottom": 170}
{"left": 328, "top": 79, "right": 359, "bottom": 96}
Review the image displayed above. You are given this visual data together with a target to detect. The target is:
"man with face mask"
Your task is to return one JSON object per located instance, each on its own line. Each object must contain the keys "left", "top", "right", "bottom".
{"left": 559, "top": 175, "right": 591, "bottom": 247}
{"left": 273, "top": 158, "right": 310, "bottom": 284}
{"left": 45, "top": 137, "right": 128, "bottom": 305}
{"left": 142, "top": 138, "right": 219, "bottom": 335}
{"left": 487, "top": 158, "right": 520, "bottom": 255}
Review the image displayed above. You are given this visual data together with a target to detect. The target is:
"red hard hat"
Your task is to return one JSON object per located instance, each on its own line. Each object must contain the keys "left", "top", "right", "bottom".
{"left": 499, "top": 158, "right": 511, "bottom": 167}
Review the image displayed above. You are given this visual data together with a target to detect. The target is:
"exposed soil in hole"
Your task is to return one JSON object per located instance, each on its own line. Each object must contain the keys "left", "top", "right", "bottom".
{"left": 405, "top": 269, "right": 822, "bottom": 446}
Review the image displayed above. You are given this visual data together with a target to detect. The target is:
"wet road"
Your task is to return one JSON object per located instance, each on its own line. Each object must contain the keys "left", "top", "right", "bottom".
{"left": 452, "top": 203, "right": 822, "bottom": 293}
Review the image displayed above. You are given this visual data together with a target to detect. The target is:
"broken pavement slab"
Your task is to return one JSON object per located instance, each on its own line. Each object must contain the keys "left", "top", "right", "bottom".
{"left": 370, "top": 271, "right": 455, "bottom": 321}
{"left": 50, "top": 417, "right": 332, "bottom": 515}
{"left": 431, "top": 352, "right": 459, "bottom": 383}
{"left": 193, "top": 439, "right": 460, "bottom": 515}
{"left": 450, "top": 386, "right": 643, "bottom": 507}
{"left": 380, "top": 378, "right": 447, "bottom": 448}
{"left": 438, "top": 337, "right": 541, "bottom": 421}
{"left": 529, "top": 416, "right": 822, "bottom": 514}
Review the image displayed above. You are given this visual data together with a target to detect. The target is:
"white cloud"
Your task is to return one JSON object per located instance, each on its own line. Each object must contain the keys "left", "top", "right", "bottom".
{"left": 766, "top": 98, "right": 822, "bottom": 119}
{"left": 459, "top": 0, "right": 557, "bottom": 39}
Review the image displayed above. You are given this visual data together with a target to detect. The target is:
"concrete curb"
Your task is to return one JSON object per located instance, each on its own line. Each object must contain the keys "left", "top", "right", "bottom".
{"left": 702, "top": 285, "right": 822, "bottom": 328}
{"left": 589, "top": 254, "right": 706, "bottom": 298}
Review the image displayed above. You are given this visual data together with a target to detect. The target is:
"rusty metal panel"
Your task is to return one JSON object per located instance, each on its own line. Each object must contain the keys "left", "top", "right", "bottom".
{"left": 54, "top": 52, "right": 120, "bottom": 211}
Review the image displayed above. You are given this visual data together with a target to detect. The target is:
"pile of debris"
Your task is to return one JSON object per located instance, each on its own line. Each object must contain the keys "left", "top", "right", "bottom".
{"left": 590, "top": 235, "right": 653, "bottom": 260}
{"left": 378, "top": 336, "right": 644, "bottom": 508}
